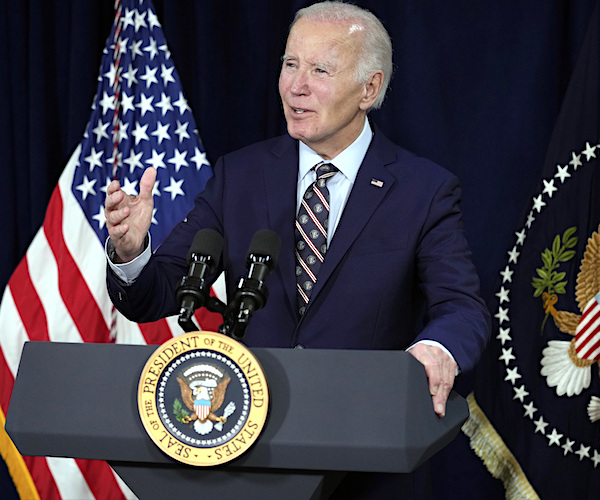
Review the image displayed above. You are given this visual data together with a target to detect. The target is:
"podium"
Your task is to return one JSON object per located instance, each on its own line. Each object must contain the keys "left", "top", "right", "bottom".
{"left": 5, "top": 341, "right": 468, "bottom": 499}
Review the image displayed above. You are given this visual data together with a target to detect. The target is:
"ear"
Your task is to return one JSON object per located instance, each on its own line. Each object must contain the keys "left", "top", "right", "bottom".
{"left": 359, "top": 71, "right": 384, "bottom": 110}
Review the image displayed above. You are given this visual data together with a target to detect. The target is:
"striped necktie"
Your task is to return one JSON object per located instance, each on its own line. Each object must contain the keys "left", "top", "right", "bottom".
{"left": 295, "top": 162, "right": 338, "bottom": 316}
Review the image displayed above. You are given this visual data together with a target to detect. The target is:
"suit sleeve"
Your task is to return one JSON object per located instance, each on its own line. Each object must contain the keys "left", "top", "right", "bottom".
{"left": 412, "top": 175, "right": 491, "bottom": 372}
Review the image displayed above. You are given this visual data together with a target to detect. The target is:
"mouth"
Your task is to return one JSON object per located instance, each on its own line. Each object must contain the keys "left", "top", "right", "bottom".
{"left": 289, "top": 106, "right": 310, "bottom": 116}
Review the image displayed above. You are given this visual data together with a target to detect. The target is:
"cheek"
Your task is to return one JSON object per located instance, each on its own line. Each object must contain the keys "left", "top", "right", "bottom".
{"left": 278, "top": 72, "right": 291, "bottom": 96}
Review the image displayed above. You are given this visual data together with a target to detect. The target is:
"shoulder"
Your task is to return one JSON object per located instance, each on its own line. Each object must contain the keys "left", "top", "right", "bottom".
{"left": 369, "top": 126, "right": 458, "bottom": 188}
{"left": 220, "top": 134, "right": 297, "bottom": 165}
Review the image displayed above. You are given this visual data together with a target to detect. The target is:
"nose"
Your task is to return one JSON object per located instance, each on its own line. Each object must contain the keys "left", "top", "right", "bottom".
{"left": 289, "top": 70, "right": 309, "bottom": 96}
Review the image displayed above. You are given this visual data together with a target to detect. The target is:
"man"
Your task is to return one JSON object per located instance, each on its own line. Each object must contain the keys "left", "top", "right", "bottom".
{"left": 106, "top": 1, "right": 489, "bottom": 421}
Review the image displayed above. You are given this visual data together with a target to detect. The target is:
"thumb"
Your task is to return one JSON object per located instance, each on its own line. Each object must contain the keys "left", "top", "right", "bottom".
{"left": 139, "top": 167, "right": 157, "bottom": 200}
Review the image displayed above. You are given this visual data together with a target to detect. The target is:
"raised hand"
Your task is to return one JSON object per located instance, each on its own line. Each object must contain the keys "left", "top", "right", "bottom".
{"left": 105, "top": 167, "right": 157, "bottom": 263}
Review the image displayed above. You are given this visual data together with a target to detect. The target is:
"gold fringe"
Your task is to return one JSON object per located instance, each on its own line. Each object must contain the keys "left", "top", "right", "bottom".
{"left": 462, "top": 393, "right": 540, "bottom": 500}
{"left": 0, "top": 407, "right": 40, "bottom": 500}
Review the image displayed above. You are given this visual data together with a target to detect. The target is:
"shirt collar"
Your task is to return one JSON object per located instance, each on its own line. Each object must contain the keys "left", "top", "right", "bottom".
{"left": 298, "top": 118, "right": 373, "bottom": 183}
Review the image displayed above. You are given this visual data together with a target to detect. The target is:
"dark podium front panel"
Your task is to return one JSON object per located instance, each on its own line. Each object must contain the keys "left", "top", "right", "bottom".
{"left": 6, "top": 341, "right": 468, "bottom": 499}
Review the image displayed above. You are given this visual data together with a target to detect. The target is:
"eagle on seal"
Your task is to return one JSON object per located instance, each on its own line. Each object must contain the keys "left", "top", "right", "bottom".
{"left": 177, "top": 375, "right": 231, "bottom": 427}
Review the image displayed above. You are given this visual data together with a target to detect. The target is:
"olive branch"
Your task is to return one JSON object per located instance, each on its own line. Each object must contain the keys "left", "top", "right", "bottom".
{"left": 531, "top": 226, "right": 577, "bottom": 332}
{"left": 173, "top": 398, "right": 190, "bottom": 423}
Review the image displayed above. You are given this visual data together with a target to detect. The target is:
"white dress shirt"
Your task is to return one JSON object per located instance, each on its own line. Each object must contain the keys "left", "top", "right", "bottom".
{"left": 297, "top": 117, "right": 372, "bottom": 245}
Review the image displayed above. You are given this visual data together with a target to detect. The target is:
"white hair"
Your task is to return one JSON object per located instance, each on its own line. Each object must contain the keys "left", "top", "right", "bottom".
{"left": 291, "top": 1, "right": 393, "bottom": 110}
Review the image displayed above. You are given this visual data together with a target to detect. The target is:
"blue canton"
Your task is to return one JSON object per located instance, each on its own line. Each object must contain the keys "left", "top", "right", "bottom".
{"left": 72, "top": 0, "right": 212, "bottom": 249}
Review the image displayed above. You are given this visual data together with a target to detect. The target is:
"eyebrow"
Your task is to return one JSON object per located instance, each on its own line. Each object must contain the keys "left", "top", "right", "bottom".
{"left": 281, "top": 55, "right": 335, "bottom": 72}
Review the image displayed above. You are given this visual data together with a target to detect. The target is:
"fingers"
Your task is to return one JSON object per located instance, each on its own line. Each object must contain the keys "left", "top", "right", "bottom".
{"left": 106, "top": 178, "right": 121, "bottom": 197}
{"left": 104, "top": 181, "right": 129, "bottom": 232}
{"left": 430, "top": 360, "right": 455, "bottom": 418}
{"left": 105, "top": 180, "right": 123, "bottom": 211}
{"left": 408, "top": 343, "right": 457, "bottom": 418}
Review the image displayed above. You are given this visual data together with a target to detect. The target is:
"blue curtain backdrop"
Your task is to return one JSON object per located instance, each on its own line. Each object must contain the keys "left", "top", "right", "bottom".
{"left": 0, "top": 0, "right": 597, "bottom": 498}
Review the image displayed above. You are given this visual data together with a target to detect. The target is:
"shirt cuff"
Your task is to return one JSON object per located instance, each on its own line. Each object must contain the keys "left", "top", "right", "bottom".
{"left": 105, "top": 235, "right": 152, "bottom": 285}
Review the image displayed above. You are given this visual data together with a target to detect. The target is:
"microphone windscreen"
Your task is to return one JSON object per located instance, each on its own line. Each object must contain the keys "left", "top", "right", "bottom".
{"left": 247, "top": 229, "right": 281, "bottom": 269}
{"left": 187, "top": 229, "right": 224, "bottom": 265}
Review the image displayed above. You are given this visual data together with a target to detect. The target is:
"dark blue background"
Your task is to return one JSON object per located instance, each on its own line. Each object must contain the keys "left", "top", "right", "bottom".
{"left": 1, "top": 0, "right": 597, "bottom": 498}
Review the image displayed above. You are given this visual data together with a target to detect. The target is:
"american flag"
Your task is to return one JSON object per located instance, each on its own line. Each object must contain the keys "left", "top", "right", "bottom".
{"left": 0, "top": 0, "right": 222, "bottom": 498}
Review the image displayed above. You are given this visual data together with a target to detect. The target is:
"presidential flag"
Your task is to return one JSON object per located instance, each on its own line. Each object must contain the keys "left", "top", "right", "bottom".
{"left": 463, "top": 3, "right": 600, "bottom": 499}
{"left": 0, "top": 0, "right": 221, "bottom": 498}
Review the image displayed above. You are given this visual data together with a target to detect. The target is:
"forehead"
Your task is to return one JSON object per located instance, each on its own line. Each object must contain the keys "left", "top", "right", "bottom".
{"left": 285, "top": 17, "right": 361, "bottom": 62}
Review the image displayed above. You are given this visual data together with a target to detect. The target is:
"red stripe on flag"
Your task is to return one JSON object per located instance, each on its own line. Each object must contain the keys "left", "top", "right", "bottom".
{"left": 76, "top": 458, "right": 126, "bottom": 500}
{"left": 576, "top": 305, "right": 600, "bottom": 353}
{"left": 8, "top": 258, "right": 49, "bottom": 342}
{"left": 194, "top": 289, "right": 224, "bottom": 332}
{"left": 0, "top": 351, "right": 15, "bottom": 412}
{"left": 136, "top": 298, "right": 223, "bottom": 344}
{"left": 138, "top": 318, "right": 175, "bottom": 344}
{"left": 42, "top": 188, "right": 110, "bottom": 343}
{"left": 578, "top": 333, "right": 600, "bottom": 360}
{"left": 585, "top": 338, "right": 600, "bottom": 360}
{"left": 578, "top": 299, "right": 600, "bottom": 330}
{"left": 23, "top": 456, "right": 61, "bottom": 500}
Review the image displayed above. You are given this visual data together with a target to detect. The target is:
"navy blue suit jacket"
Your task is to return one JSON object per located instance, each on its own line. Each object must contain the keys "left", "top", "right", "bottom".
{"left": 108, "top": 127, "right": 490, "bottom": 372}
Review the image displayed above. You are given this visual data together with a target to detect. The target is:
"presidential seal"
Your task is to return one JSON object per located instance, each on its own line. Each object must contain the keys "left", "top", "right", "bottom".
{"left": 138, "top": 330, "right": 269, "bottom": 466}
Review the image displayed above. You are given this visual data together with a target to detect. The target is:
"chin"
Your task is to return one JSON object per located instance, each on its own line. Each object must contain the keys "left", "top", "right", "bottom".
{"left": 286, "top": 124, "right": 307, "bottom": 142}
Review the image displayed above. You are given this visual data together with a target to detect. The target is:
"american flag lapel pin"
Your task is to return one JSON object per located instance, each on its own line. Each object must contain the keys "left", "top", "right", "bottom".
{"left": 370, "top": 178, "right": 384, "bottom": 188}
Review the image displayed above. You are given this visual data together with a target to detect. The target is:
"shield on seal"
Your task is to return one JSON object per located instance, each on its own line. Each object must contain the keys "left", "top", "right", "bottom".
{"left": 194, "top": 399, "right": 211, "bottom": 421}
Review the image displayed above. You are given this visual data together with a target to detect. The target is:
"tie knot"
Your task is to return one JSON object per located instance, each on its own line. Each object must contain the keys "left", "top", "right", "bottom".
{"left": 315, "top": 162, "right": 338, "bottom": 182}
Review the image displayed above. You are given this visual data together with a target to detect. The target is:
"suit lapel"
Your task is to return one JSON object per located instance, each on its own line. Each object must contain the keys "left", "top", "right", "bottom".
{"left": 261, "top": 130, "right": 399, "bottom": 321}
{"left": 306, "top": 131, "right": 398, "bottom": 307}
{"left": 262, "top": 137, "right": 300, "bottom": 317}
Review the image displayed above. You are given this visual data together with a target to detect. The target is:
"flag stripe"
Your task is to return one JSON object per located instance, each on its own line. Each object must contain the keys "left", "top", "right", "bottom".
{"left": 27, "top": 231, "right": 83, "bottom": 343}
{"left": 1, "top": 282, "right": 36, "bottom": 378}
{"left": 576, "top": 327, "right": 600, "bottom": 356}
{"left": 112, "top": 468, "right": 137, "bottom": 500}
{"left": 579, "top": 298, "right": 599, "bottom": 322}
{"left": 576, "top": 299, "right": 600, "bottom": 333}
{"left": 47, "top": 457, "right": 94, "bottom": 500}
{"left": 43, "top": 188, "right": 110, "bottom": 343}
{"left": 576, "top": 307, "right": 600, "bottom": 332}
{"left": 22, "top": 456, "right": 59, "bottom": 500}
{"left": 193, "top": 306, "right": 224, "bottom": 333}
{"left": 114, "top": 311, "right": 147, "bottom": 345}
{"left": 7, "top": 259, "right": 48, "bottom": 343}
{"left": 75, "top": 458, "right": 125, "bottom": 500}
{"left": 579, "top": 337, "right": 600, "bottom": 360}
{"left": 138, "top": 318, "right": 176, "bottom": 345}
{"left": 575, "top": 298, "right": 600, "bottom": 359}
{"left": 59, "top": 151, "right": 114, "bottom": 328}
{"left": 0, "top": 346, "right": 15, "bottom": 411}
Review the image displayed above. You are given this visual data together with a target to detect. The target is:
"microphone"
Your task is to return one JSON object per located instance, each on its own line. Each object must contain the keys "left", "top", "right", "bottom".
{"left": 177, "top": 229, "right": 224, "bottom": 332}
{"left": 225, "top": 229, "right": 281, "bottom": 340}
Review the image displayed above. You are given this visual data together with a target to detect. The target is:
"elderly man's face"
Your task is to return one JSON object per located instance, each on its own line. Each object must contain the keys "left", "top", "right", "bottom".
{"left": 279, "top": 17, "right": 375, "bottom": 160}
